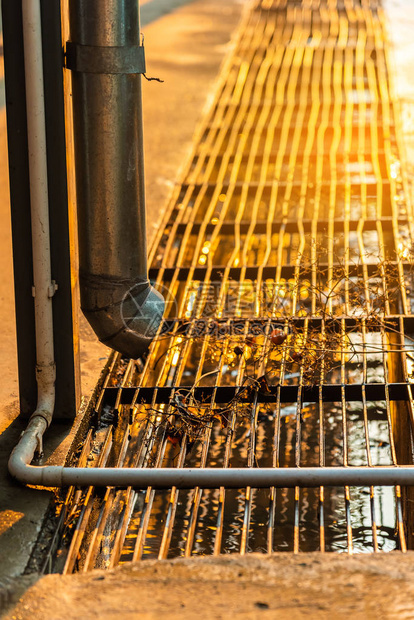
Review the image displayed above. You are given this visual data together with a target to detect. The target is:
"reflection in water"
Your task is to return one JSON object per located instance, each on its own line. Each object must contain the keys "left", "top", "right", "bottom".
{"left": 121, "top": 401, "right": 397, "bottom": 562}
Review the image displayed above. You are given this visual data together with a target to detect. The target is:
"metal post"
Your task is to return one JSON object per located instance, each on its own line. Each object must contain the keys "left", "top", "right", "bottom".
{"left": 2, "top": 0, "right": 80, "bottom": 420}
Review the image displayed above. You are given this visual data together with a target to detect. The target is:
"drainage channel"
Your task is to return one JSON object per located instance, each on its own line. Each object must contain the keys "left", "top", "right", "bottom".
{"left": 53, "top": 0, "right": 414, "bottom": 572}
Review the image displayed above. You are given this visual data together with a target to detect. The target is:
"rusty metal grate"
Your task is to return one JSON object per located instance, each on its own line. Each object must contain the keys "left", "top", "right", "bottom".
{"left": 55, "top": 0, "right": 414, "bottom": 571}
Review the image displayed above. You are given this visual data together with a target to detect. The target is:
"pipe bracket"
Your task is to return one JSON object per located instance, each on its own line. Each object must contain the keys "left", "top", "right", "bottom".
{"left": 65, "top": 41, "right": 146, "bottom": 74}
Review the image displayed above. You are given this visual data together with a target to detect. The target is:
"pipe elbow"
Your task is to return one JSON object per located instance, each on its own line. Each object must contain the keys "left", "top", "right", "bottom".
{"left": 8, "top": 449, "right": 30, "bottom": 484}
{"left": 80, "top": 274, "right": 164, "bottom": 359}
{"left": 8, "top": 416, "right": 48, "bottom": 485}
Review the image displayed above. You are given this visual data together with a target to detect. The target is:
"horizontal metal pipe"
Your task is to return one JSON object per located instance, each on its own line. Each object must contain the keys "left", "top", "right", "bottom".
{"left": 9, "top": 452, "right": 414, "bottom": 489}
{"left": 10, "top": 396, "right": 414, "bottom": 491}
{"left": 22, "top": 0, "right": 56, "bottom": 428}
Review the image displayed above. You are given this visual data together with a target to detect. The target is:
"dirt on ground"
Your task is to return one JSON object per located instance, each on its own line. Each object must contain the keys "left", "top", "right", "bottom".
{"left": 4, "top": 552, "right": 414, "bottom": 619}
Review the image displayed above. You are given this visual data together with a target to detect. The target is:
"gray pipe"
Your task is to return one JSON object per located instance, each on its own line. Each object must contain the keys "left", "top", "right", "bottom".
{"left": 68, "top": 0, "right": 164, "bottom": 358}
{"left": 9, "top": 428, "right": 414, "bottom": 487}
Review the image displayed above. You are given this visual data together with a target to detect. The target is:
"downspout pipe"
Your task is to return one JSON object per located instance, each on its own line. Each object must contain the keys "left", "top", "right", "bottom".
{"left": 67, "top": 0, "right": 164, "bottom": 359}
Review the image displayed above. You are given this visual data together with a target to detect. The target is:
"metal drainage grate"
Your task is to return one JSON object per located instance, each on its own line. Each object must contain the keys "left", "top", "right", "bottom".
{"left": 55, "top": 0, "right": 414, "bottom": 571}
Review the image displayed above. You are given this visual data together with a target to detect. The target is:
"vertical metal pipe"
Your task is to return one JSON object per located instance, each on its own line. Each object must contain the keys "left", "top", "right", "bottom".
{"left": 22, "top": 0, "right": 56, "bottom": 426}
{"left": 68, "top": 0, "right": 164, "bottom": 359}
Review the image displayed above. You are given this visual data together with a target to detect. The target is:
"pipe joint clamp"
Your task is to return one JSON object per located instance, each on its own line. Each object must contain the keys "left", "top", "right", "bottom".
{"left": 65, "top": 41, "right": 146, "bottom": 75}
